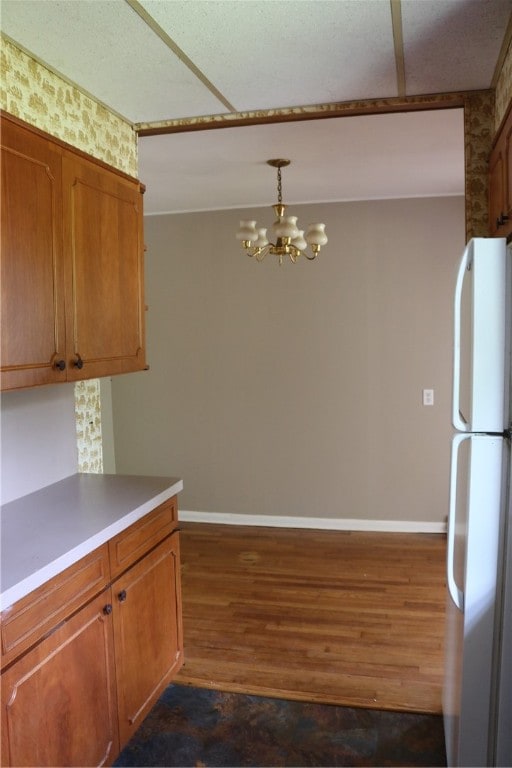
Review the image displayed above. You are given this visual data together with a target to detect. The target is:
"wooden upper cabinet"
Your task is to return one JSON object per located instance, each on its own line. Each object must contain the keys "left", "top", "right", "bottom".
{"left": 0, "top": 116, "right": 67, "bottom": 389}
{"left": 505, "top": 115, "right": 512, "bottom": 228}
{"left": 0, "top": 112, "right": 146, "bottom": 390}
{"left": 62, "top": 153, "right": 145, "bottom": 380}
{"left": 489, "top": 143, "right": 505, "bottom": 233}
{"left": 489, "top": 103, "right": 512, "bottom": 239}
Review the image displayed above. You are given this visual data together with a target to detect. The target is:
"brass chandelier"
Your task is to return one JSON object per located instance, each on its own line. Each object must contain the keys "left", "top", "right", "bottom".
{"left": 236, "top": 159, "right": 328, "bottom": 264}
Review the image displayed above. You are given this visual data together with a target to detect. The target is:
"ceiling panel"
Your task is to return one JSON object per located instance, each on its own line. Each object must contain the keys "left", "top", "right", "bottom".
{"left": 402, "top": 0, "right": 512, "bottom": 94}
{"left": 0, "top": 1, "right": 508, "bottom": 214}
{"left": 138, "top": 0, "right": 398, "bottom": 110}
{"left": 1, "top": 0, "right": 510, "bottom": 125}
{"left": 139, "top": 109, "right": 465, "bottom": 214}
{"left": 0, "top": 0, "right": 227, "bottom": 121}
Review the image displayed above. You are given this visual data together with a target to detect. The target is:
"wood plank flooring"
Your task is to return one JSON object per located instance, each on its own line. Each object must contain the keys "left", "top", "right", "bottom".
{"left": 175, "top": 523, "right": 447, "bottom": 714}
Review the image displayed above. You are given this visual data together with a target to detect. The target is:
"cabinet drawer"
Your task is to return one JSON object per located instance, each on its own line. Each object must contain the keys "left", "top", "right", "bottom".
{"left": 108, "top": 497, "right": 178, "bottom": 579}
{"left": 1, "top": 544, "right": 109, "bottom": 668}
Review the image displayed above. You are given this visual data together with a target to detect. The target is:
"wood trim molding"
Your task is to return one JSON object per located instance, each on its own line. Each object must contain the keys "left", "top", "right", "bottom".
{"left": 135, "top": 91, "right": 475, "bottom": 136}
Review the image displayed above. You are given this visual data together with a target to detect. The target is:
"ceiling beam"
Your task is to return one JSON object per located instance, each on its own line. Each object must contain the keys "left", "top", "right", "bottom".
{"left": 136, "top": 92, "right": 475, "bottom": 137}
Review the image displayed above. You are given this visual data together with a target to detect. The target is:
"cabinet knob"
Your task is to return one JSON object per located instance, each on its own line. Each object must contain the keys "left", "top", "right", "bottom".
{"left": 497, "top": 213, "right": 509, "bottom": 228}
{"left": 103, "top": 604, "right": 113, "bottom": 615}
{"left": 118, "top": 589, "right": 127, "bottom": 602}
{"left": 73, "top": 355, "right": 84, "bottom": 369}
{"left": 54, "top": 359, "right": 66, "bottom": 371}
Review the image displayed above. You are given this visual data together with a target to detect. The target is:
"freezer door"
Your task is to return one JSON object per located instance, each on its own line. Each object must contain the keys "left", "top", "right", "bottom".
{"left": 492, "top": 441, "right": 512, "bottom": 767}
{"left": 452, "top": 238, "right": 507, "bottom": 433}
{"left": 444, "top": 434, "right": 503, "bottom": 767}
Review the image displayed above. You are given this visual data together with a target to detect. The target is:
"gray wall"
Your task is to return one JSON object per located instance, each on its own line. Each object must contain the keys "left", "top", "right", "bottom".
{"left": 111, "top": 196, "right": 465, "bottom": 525}
{"left": 1, "top": 384, "right": 78, "bottom": 504}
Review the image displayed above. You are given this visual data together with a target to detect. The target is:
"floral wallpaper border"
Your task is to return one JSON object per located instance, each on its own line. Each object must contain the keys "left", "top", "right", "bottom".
{"left": 1, "top": 35, "right": 137, "bottom": 176}
{"left": 464, "top": 91, "right": 495, "bottom": 241}
{"left": 136, "top": 92, "right": 468, "bottom": 134}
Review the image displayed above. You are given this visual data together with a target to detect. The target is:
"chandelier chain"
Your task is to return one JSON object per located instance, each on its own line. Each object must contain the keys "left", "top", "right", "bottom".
{"left": 277, "top": 166, "right": 282, "bottom": 204}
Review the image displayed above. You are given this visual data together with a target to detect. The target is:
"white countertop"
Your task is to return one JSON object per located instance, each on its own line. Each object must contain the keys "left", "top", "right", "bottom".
{"left": 0, "top": 473, "right": 183, "bottom": 610}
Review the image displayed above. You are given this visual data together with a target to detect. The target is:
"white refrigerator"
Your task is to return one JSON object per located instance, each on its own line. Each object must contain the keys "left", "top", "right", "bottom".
{"left": 444, "top": 237, "right": 512, "bottom": 767}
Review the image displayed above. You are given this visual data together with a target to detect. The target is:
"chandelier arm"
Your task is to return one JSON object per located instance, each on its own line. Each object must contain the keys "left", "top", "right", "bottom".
{"left": 243, "top": 243, "right": 272, "bottom": 260}
{"left": 243, "top": 239, "right": 322, "bottom": 261}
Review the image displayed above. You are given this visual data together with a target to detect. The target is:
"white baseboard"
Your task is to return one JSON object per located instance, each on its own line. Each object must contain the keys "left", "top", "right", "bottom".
{"left": 179, "top": 510, "right": 447, "bottom": 534}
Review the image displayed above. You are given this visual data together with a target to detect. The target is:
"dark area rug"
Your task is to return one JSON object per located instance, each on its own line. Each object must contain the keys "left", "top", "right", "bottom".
{"left": 114, "top": 683, "right": 447, "bottom": 767}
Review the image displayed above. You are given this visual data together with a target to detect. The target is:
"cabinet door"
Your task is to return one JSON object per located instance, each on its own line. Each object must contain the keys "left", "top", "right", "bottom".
{"left": 504, "top": 113, "right": 512, "bottom": 231}
{"left": 62, "top": 153, "right": 146, "bottom": 380}
{"left": 1, "top": 591, "right": 119, "bottom": 767}
{"left": 0, "top": 116, "right": 67, "bottom": 389}
{"left": 112, "top": 532, "right": 184, "bottom": 747}
{"left": 489, "top": 106, "right": 512, "bottom": 239}
{"left": 489, "top": 140, "right": 505, "bottom": 236}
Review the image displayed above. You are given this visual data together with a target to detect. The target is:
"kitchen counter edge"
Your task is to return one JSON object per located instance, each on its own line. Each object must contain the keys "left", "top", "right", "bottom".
{"left": 0, "top": 473, "right": 183, "bottom": 611}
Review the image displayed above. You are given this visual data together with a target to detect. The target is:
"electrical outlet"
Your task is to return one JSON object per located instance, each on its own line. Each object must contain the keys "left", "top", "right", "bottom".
{"left": 423, "top": 389, "right": 434, "bottom": 406}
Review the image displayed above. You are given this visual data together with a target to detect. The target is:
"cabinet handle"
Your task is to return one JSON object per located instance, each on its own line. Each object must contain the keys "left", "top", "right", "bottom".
{"left": 103, "top": 604, "right": 113, "bottom": 615}
{"left": 54, "top": 359, "right": 66, "bottom": 371}
{"left": 118, "top": 589, "right": 127, "bottom": 602}
{"left": 73, "top": 355, "right": 84, "bottom": 369}
{"left": 497, "top": 213, "right": 509, "bottom": 228}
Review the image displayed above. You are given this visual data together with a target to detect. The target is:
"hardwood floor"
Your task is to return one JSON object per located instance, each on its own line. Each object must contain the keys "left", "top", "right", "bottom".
{"left": 175, "top": 523, "right": 447, "bottom": 715}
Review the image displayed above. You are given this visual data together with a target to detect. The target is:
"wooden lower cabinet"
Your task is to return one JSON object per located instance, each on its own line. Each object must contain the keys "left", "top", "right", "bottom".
{"left": 1, "top": 590, "right": 119, "bottom": 767}
{"left": 0, "top": 498, "right": 183, "bottom": 767}
{"left": 113, "top": 532, "right": 184, "bottom": 747}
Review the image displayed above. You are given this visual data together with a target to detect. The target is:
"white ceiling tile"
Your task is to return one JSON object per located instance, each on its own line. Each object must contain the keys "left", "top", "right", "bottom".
{"left": 0, "top": 0, "right": 227, "bottom": 122}
{"left": 138, "top": 0, "right": 399, "bottom": 110}
{"left": 401, "top": 0, "right": 512, "bottom": 94}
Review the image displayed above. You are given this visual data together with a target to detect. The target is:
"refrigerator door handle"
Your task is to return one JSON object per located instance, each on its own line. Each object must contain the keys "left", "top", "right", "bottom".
{"left": 452, "top": 242, "right": 471, "bottom": 433}
{"left": 447, "top": 433, "right": 467, "bottom": 611}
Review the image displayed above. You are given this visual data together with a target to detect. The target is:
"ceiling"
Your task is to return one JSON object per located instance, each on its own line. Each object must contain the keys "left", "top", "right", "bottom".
{"left": 1, "top": 0, "right": 511, "bottom": 213}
